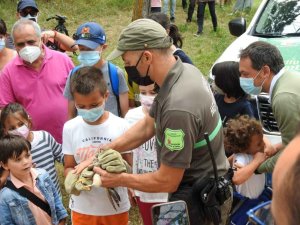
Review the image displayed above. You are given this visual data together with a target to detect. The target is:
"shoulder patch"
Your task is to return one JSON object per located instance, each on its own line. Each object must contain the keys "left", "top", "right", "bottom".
{"left": 164, "top": 128, "right": 185, "bottom": 151}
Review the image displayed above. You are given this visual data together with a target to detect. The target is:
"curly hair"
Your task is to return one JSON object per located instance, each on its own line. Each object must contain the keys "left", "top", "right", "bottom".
{"left": 224, "top": 115, "right": 263, "bottom": 154}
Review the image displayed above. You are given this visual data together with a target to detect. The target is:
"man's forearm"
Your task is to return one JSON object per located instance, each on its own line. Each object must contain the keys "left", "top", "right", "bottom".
{"left": 108, "top": 115, "right": 155, "bottom": 152}
{"left": 98, "top": 164, "right": 184, "bottom": 193}
{"left": 55, "top": 32, "right": 78, "bottom": 52}
{"left": 120, "top": 172, "right": 176, "bottom": 193}
{"left": 257, "top": 150, "right": 282, "bottom": 173}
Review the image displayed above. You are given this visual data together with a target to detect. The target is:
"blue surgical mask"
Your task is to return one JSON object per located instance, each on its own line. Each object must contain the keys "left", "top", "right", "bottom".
{"left": 76, "top": 103, "right": 105, "bottom": 122}
{"left": 0, "top": 38, "right": 5, "bottom": 52}
{"left": 239, "top": 68, "right": 265, "bottom": 95}
{"left": 239, "top": 77, "right": 262, "bottom": 95}
{"left": 77, "top": 51, "right": 101, "bottom": 66}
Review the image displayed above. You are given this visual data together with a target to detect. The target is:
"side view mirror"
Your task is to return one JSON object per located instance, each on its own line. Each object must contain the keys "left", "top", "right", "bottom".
{"left": 228, "top": 17, "right": 247, "bottom": 37}
{"left": 151, "top": 200, "right": 190, "bottom": 225}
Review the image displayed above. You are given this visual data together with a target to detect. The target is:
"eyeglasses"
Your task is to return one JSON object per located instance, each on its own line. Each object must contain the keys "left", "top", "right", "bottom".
{"left": 73, "top": 33, "right": 100, "bottom": 40}
{"left": 247, "top": 201, "right": 275, "bottom": 225}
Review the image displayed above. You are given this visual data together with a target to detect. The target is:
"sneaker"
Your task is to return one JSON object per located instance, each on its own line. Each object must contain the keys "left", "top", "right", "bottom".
{"left": 194, "top": 32, "right": 202, "bottom": 37}
{"left": 186, "top": 18, "right": 191, "bottom": 23}
{"left": 170, "top": 17, "right": 175, "bottom": 23}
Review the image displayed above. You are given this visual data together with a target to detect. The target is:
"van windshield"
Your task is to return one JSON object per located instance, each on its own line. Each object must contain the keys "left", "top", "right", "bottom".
{"left": 254, "top": 0, "right": 300, "bottom": 37}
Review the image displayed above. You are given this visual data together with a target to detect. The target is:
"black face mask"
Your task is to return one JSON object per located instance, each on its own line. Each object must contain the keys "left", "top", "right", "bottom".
{"left": 124, "top": 52, "right": 154, "bottom": 86}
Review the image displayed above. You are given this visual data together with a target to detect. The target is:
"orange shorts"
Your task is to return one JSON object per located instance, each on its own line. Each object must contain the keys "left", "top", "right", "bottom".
{"left": 72, "top": 210, "right": 129, "bottom": 225}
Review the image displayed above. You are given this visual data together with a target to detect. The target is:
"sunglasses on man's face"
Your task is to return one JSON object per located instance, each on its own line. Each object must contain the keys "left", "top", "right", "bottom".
{"left": 247, "top": 201, "right": 275, "bottom": 225}
{"left": 72, "top": 33, "right": 100, "bottom": 40}
{"left": 19, "top": 8, "right": 38, "bottom": 17}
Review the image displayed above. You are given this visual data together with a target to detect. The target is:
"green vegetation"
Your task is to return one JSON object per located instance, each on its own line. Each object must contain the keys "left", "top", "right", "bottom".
{"left": 1, "top": 0, "right": 259, "bottom": 75}
{"left": 1, "top": 0, "right": 260, "bottom": 224}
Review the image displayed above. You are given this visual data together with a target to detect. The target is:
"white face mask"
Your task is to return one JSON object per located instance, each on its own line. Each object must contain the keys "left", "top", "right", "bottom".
{"left": 0, "top": 38, "right": 5, "bottom": 52}
{"left": 19, "top": 45, "right": 41, "bottom": 63}
{"left": 139, "top": 94, "right": 156, "bottom": 111}
{"left": 21, "top": 14, "right": 38, "bottom": 23}
{"left": 8, "top": 125, "right": 30, "bottom": 139}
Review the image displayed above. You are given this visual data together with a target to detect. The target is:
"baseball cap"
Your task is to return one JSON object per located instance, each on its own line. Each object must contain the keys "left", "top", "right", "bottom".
{"left": 17, "top": 0, "right": 39, "bottom": 12}
{"left": 107, "top": 19, "right": 172, "bottom": 60}
{"left": 74, "top": 22, "right": 106, "bottom": 50}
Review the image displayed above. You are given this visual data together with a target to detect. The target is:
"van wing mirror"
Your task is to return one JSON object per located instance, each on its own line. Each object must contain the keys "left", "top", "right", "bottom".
{"left": 229, "top": 17, "right": 247, "bottom": 37}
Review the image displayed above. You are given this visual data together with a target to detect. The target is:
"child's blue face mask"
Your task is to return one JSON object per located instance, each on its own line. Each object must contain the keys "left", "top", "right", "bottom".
{"left": 77, "top": 51, "right": 101, "bottom": 66}
{"left": 76, "top": 103, "right": 105, "bottom": 123}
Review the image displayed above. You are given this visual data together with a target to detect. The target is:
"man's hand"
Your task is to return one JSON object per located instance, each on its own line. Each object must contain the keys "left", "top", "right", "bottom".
{"left": 93, "top": 167, "right": 123, "bottom": 188}
{"left": 41, "top": 30, "right": 55, "bottom": 44}
{"left": 264, "top": 144, "right": 277, "bottom": 157}
{"left": 254, "top": 152, "right": 267, "bottom": 164}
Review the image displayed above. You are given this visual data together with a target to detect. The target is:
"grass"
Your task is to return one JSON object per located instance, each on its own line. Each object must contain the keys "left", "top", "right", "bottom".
{"left": 1, "top": 0, "right": 260, "bottom": 75}
{"left": 1, "top": 0, "right": 260, "bottom": 224}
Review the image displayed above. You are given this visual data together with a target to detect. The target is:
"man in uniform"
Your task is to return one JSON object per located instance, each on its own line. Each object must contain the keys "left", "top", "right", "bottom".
{"left": 93, "top": 19, "right": 232, "bottom": 225}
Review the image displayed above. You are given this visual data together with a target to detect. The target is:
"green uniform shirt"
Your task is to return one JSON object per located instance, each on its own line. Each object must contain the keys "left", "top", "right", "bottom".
{"left": 150, "top": 59, "right": 229, "bottom": 185}
{"left": 258, "top": 70, "right": 300, "bottom": 173}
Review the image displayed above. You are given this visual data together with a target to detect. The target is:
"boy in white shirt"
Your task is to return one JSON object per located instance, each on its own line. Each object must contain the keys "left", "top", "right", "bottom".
{"left": 63, "top": 66, "right": 130, "bottom": 225}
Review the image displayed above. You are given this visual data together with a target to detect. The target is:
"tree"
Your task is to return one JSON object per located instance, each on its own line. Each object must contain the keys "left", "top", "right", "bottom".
{"left": 132, "top": 0, "right": 151, "bottom": 21}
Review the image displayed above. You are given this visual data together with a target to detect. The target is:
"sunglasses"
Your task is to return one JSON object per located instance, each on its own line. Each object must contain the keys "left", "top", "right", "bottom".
{"left": 247, "top": 201, "right": 275, "bottom": 225}
{"left": 20, "top": 10, "right": 38, "bottom": 17}
{"left": 73, "top": 33, "right": 100, "bottom": 40}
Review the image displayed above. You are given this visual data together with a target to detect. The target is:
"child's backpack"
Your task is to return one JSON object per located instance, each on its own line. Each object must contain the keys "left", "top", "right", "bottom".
{"left": 70, "top": 62, "right": 120, "bottom": 115}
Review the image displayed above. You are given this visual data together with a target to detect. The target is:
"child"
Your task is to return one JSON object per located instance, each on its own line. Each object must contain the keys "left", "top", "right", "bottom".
{"left": 0, "top": 134, "right": 67, "bottom": 225}
{"left": 212, "top": 61, "right": 254, "bottom": 126}
{"left": 224, "top": 115, "right": 266, "bottom": 199}
{"left": 125, "top": 83, "right": 168, "bottom": 225}
{"left": 148, "top": 12, "right": 194, "bottom": 64}
{"left": 64, "top": 22, "right": 129, "bottom": 119}
{"left": 63, "top": 66, "right": 130, "bottom": 225}
{"left": 0, "top": 103, "right": 64, "bottom": 195}
{"left": 224, "top": 115, "right": 272, "bottom": 224}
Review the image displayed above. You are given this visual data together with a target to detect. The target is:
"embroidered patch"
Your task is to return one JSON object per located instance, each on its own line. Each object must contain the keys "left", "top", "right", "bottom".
{"left": 164, "top": 128, "right": 185, "bottom": 151}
